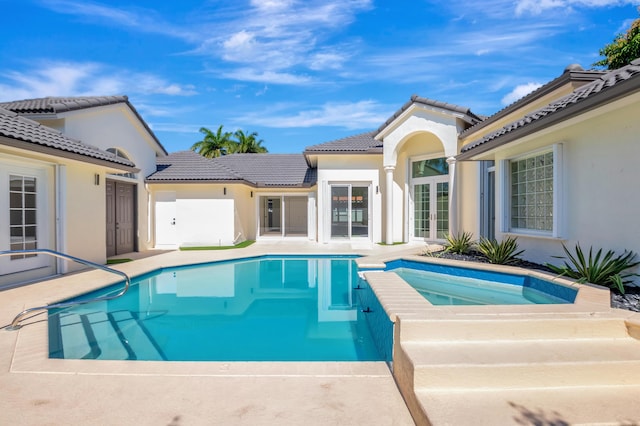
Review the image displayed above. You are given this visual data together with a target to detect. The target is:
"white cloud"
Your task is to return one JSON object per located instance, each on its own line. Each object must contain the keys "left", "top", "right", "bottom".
{"left": 222, "top": 68, "right": 312, "bottom": 85}
{"left": 38, "top": 0, "right": 195, "bottom": 40}
{"left": 237, "top": 100, "right": 391, "bottom": 129}
{"left": 501, "top": 82, "right": 544, "bottom": 105}
{"left": 0, "top": 61, "right": 197, "bottom": 102}
{"left": 514, "top": 0, "right": 640, "bottom": 15}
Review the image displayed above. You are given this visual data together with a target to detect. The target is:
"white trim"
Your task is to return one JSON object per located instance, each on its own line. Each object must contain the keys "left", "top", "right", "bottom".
{"left": 503, "top": 143, "right": 563, "bottom": 238}
{"left": 55, "top": 164, "right": 66, "bottom": 273}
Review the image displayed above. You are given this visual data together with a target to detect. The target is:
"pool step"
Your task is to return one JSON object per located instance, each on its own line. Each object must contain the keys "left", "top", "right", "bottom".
{"left": 403, "top": 339, "right": 640, "bottom": 389}
{"left": 393, "top": 315, "right": 640, "bottom": 425}
{"left": 57, "top": 311, "right": 165, "bottom": 360}
{"left": 414, "top": 386, "right": 640, "bottom": 425}
{"left": 398, "top": 315, "right": 631, "bottom": 342}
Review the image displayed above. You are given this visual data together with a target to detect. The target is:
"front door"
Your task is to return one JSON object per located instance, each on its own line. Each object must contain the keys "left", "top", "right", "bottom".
{"left": 106, "top": 180, "right": 135, "bottom": 256}
{"left": 412, "top": 177, "right": 449, "bottom": 241}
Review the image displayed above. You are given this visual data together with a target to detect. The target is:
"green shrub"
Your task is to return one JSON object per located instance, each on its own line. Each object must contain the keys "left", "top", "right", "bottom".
{"left": 443, "top": 231, "right": 475, "bottom": 255}
{"left": 477, "top": 236, "right": 524, "bottom": 265}
{"left": 546, "top": 243, "right": 640, "bottom": 294}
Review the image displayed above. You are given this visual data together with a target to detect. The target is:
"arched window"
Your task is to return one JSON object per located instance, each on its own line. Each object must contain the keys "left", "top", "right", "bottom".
{"left": 107, "top": 148, "right": 137, "bottom": 179}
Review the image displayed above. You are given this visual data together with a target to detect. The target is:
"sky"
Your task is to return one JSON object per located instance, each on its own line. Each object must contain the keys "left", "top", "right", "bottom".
{"left": 0, "top": 0, "right": 639, "bottom": 154}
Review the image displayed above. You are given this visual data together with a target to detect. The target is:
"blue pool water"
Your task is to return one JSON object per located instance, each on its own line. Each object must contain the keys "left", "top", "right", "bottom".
{"left": 384, "top": 259, "right": 577, "bottom": 305}
{"left": 48, "top": 256, "right": 392, "bottom": 362}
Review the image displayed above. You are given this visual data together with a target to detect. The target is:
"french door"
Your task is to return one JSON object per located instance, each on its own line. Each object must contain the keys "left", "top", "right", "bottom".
{"left": 412, "top": 177, "right": 448, "bottom": 241}
{"left": 330, "top": 185, "right": 369, "bottom": 239}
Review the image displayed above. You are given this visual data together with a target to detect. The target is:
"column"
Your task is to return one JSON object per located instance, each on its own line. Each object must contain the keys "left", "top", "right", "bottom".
{"left": 384, "top": 166, "right": 395, "bottom": 244}
{"left": 447, "top": 156, "right": 458, "bottom": 237}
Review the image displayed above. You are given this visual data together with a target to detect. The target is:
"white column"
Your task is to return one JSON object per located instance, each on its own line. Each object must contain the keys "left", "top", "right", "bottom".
{"left": 384, "top": 166, "right": 395, "bottom": 244}
{"left": 447, "top": 156, "right": 458, "bottom": 237}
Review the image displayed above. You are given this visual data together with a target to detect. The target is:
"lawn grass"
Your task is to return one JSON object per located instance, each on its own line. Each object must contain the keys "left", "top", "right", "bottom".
{"left": 106, "top": 258, "right": 133, "bottom": 265}
{"left": 179, "top": 240, "right": 255, "bottom": 251}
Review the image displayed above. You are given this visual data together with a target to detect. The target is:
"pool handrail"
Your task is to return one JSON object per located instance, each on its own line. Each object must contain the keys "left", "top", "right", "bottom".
{"left": 0, "top": 249, "right": 131, "bottom": 330}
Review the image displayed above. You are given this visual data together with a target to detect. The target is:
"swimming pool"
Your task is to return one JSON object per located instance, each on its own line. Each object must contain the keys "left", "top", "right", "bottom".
{"left": 384, "top": 259, "right": 577, "bottom": 305}
{"left": 48, "top": 256, "right": 392, "bottom": 362}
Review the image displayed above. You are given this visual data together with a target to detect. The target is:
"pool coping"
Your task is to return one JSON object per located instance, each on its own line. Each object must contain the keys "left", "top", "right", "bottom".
{"left": 5, "top": 247, "right": 616, "bottom": 376}
{"left": 3, "top": 242, "right": 640, "bottom": 426}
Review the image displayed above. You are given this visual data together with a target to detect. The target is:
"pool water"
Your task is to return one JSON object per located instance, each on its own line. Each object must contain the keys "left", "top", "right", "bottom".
{"left": 385, "top": 260, "right": 576, "bottom": 306}
{"left": 49, "top": 256, "right": 390, "bottom": 362}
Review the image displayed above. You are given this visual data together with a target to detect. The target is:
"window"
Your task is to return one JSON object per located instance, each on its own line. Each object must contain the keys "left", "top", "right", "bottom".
{"left": 9, "top": 175, "right": 38, "bottom": 259}
{"left": 508, "top": 147, "right": 560, "bottom": 235}
{"left": 106, "top": 148, "right": 137, "bottom": 179}
{"left": 412, "top": 157, "right": 448, "bottom": 178}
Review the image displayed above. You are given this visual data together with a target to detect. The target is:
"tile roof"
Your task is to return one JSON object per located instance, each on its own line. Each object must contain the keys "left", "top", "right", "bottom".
{"left": 304, "top": 96, "right": 480, "bottom": 155}
{"left": 0, "top": 96, "right": 129, "bottom": 114}
{"left": 215, "top": 153, "right": 317, "bottom": 187}
{"left": 377, "top": 95, "right": 483, "bottom": 134}
{"left": 459, "top": 65, "right": 605, "bottom": 139}
{"left": 304, "top": 131, "right": 382, "bottom": 153}
{"left": 0, "top": 96, "right": 168, "bottom": 155}
{"left": 459, "top": 59, "right": 640, "bottom": 159}
{"left": 146, "top": 151, "right": 317, "bottom": 187}
{"left": 0, "top": 107, "right": 136, "bottom": 169}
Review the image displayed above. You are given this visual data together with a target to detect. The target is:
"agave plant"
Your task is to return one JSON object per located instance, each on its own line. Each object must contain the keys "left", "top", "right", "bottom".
{"left": 443, "top": 231, "right": 475, "bottom": 255}
{"left": 546, "top": 243, "right": 640, "bottom": 294}
{"left": 477, "top": 236, "right": 524, "bottom": 265}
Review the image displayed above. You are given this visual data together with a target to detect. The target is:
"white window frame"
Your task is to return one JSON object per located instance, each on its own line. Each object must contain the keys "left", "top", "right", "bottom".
{"left": 502, "top": 143, "right": 563, "bottom": 238}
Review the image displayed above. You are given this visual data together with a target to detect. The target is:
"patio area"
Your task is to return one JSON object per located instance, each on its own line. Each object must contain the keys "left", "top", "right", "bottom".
{"left": 0, "top": 242, "right": 419, "bottom": 426}
{"left": 2, "top": 241, "right": 640, "bottom": 425}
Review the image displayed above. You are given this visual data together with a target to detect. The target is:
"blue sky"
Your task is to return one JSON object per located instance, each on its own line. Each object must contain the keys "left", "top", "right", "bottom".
{"left": 1, "top": 0, "right": 639, "bottom": 154}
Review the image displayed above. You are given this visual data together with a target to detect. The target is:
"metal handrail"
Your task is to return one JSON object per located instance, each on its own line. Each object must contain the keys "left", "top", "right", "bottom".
{"left": 0, "top": 249, "right": 131, "bottom": 330}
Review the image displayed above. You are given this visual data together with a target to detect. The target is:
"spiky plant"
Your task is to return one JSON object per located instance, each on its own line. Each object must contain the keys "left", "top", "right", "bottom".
{"left": 443, "top": 231, "right": 475, "bottom": 255}
{"left": 546, "top": 243, "right": 640, "bottom": 294}
{"left": 477, "top": 236, "right": 524, "bottom": 265}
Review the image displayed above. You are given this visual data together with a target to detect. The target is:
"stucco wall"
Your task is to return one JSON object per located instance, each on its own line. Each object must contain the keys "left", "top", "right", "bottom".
{"left": 393, "top": 133, "right": 450, "bottom": 242}
{"left": 457, "top": 160, "right": 483, "bottom": 238}
{"left": 149, "top": 183, "right": 241, "bottom": 247}
{"left": 64, "top": 162, "right": 108, "bottom": 265}
{"left": 316, "top": 155, "right": 383, "bottom": 243}
{"left": 61, "top": 104, "right": 163, "bottom": 251}
{"left": 0, "top": 146, "right": 111, "bottom": 287}
{"left": 471, "top": 94, "right": 640, "bottom": 273}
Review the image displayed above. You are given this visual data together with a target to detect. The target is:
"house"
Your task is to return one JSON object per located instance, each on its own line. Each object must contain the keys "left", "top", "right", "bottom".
{"left": 0, "top": 96, "right": 166, "bottom": 287}
{"left": 2, "top": 58, "right": 639, "bottom": 287}
{"left": 145, "top": 151, "right": 316, "bottom": 247}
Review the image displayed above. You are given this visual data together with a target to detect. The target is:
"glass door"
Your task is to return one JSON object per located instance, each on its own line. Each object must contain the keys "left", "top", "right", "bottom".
{"left": 330, "top": 185, "right": 370, "bottom": 239}
{"left": 331, "top": 186, "right": 349, "bottom": 238}
{"left": 412, "top": 177, "right": 448, "bottom": 241}
{"left": 260, "top": 197, "right": 281, "bottom": 235}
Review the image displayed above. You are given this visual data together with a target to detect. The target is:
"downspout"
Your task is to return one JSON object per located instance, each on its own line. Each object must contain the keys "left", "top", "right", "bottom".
{"left": 145, "top": 183, "right": 152, "bottom": 247}
{"left": 55, "top": 164, "right": 67, "bottom": 273}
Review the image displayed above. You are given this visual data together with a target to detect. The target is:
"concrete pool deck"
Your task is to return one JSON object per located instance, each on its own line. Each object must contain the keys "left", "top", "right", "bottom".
{"left": 1, "top": 241, "right": 640, "bottom": 425}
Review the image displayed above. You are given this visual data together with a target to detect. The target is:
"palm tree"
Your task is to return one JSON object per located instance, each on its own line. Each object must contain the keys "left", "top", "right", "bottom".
{"left": 191, "top": 125, "right": 234, "bottom": 158}
{"left": 231, "top": 129, "right": 268, "bottom": 153}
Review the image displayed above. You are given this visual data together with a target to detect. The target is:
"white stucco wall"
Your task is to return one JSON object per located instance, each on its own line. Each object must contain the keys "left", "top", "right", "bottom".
{"left": 0, "top": 145, "right": 114, "bottom": 287}
{"left": 64, "top": 162, "right": 108, "bottom": 264}
{"left": 60, "top": 104, "right": 164, "bottom": 251}
{"left": 149, "top": 184, "right": 242, "bottom": 248}
{"left": 377, "top": 104, "right": 465, "bottom": 244}
{"left": 465, "top": 94, "right": 640, "bottom": 274}
{"left": 316, "top": 155, "right": 382, "bottom": 243}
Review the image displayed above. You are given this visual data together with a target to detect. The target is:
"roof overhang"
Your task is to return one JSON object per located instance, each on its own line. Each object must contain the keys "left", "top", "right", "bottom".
{"left": 0, "top": 136, "right": 140, "bottom": 173}
{"left": 457, "top": 74, "right": 640, "bottom": 161}
{"left": 375, "top": 100, "right": 475, "bottom": 141}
